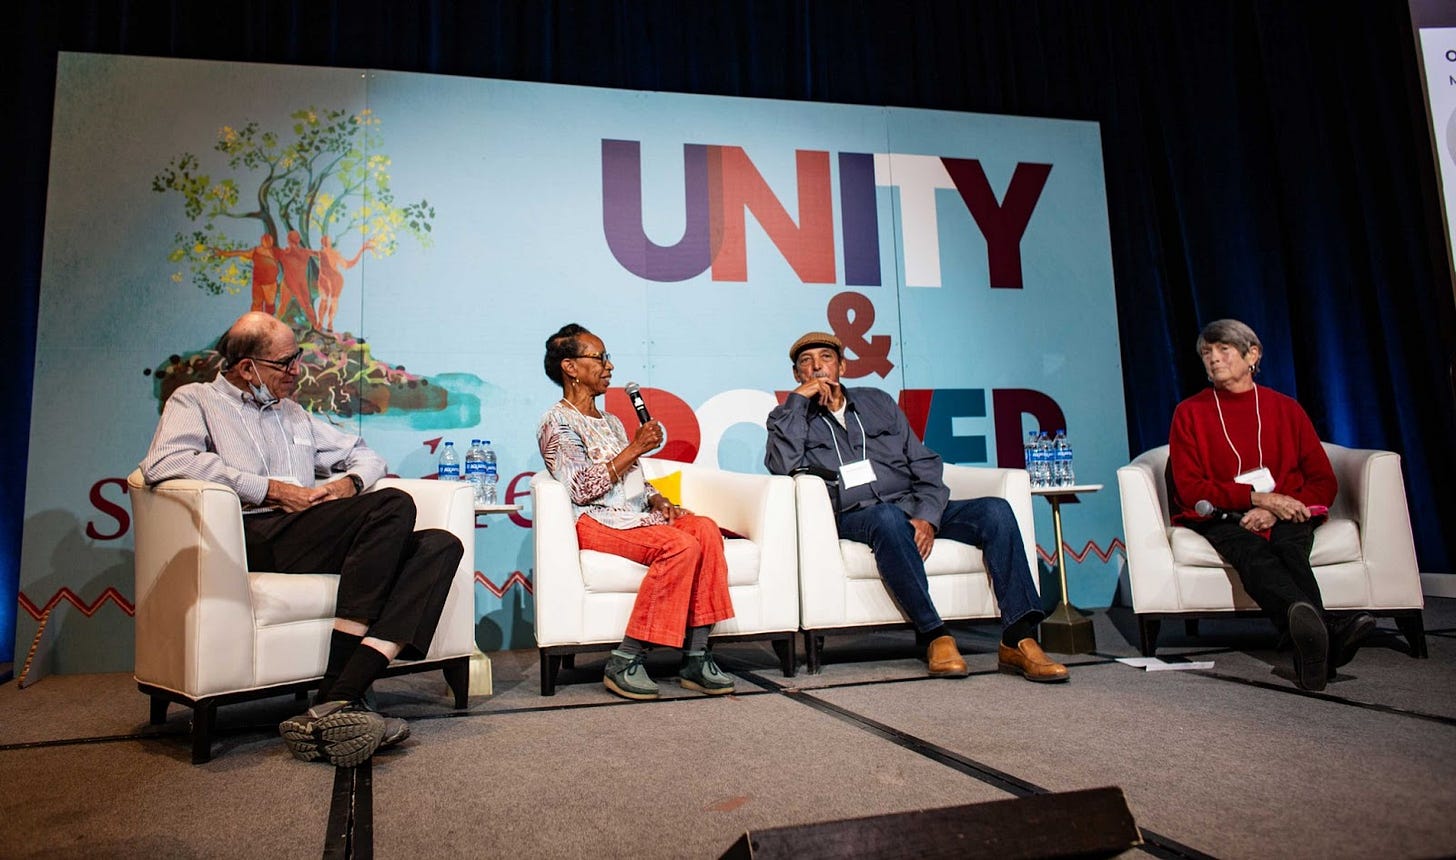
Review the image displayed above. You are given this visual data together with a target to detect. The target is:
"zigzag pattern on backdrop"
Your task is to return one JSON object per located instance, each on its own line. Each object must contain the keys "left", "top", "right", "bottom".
{"left": 18, "top": 545, "right": 1131, "bottom": 622}
{"left": 18, "top": 587, "right": 136, "bottom": 620}
{"left": 475, "top": 570, "right": 533, "bottom": 598}
{"left": 1036, "top": 538, "right": 1126, "bottom": 565}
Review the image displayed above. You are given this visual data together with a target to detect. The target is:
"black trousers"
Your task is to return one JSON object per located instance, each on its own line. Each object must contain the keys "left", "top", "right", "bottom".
{"left": 1187, "top": 518, "right": 1324, "bottom": 630}
{"left": 243, "top": 488, "right": 464, "bottom": 660}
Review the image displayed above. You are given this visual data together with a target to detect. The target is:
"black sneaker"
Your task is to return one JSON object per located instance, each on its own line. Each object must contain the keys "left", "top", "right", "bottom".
{"left": 1328, "top": 612, "right": 1376, "bottom": 676}
{"left": 309, "top": 700, "right": 387, "bottom": 767}
{"left": 279, "top": 711, "right": 325, "bottom": 763}
{"left": 1287, "top": 602, "right": 1328, "bottom": 692}
{"left": 360, "top": 701, "right": 411, "bottom": 751}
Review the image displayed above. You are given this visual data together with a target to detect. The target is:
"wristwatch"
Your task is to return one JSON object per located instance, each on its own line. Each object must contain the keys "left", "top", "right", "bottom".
{"left": 347, "top": 474, "right": 364, "bottom": 496}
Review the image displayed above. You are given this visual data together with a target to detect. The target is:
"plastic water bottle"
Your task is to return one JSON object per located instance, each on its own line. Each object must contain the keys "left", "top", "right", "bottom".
{"left": 480, "top": 440, "right": 499, "bottom": 505}
{"left": 1035, "top": 431, "right": 1053, "bottom": 488}
{"left": 437, "top": 441, "right": 460, "bottom": 481}
{"left": 1024, "top": 430, "right": 1039, "bottom": 482}
{"left": 464, "top": 439, "right": 486, "bottom": 503}
{"left": 1053, "top": 429, "right": 1075, "bottom": 487}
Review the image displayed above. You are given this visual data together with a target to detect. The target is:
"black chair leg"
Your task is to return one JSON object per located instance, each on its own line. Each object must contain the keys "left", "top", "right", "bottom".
{"left": 149, "top": 695, "right": 169, "bottom": 726}
{"left": 772, "top": 636, "right": 797, "bottom": 677}
{"left": 804, "top": 631, "right": 822, "bottom": 674}
{"left": 1184, "top": 619, "right": 1200, "bottom": 638}
{"left": 540, "top": 651, "right": 561, "bottom": 696}
{"left": 1394, "top": 613, "right": 1428, "bottom": 658}
{"left": 562, "top": 654, "right": 576, "bottom": 670}
{"left": 190, "top": 700, "right": 217, "bottom": 765}
{"left": 442, "top": 657, "right": 469, "bottom": 709}
{"left": 1138, "top": 617, "right": 1160, "bottom": 657}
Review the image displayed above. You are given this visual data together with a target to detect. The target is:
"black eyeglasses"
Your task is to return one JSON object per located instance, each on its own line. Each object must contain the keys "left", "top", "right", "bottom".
{"left": 250, "top": 348, "right": 304, "bottom": 372}
{"left": 573, "top": 352, "right": 611, "bottom": 363}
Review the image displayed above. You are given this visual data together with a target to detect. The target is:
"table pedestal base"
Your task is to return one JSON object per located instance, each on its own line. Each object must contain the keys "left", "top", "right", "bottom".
{"left": 1041, "top": 602, "right": 1096, "bottom": 654}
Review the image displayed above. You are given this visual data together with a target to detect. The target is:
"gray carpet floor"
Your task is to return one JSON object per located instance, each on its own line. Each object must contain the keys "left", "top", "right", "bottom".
{"left": 2, "top": 600, "right": 1453, "bottom": 859}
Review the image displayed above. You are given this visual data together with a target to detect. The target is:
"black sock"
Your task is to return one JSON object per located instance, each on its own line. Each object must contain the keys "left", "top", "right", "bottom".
{"left": 326, "top": 643, "right": 391, "bottom": 704}
{"left": 316, "top": 630, "right": 364, "bottom": 702}
{"left": 1002, "top": 618, "right": 1036, "bottom": 647}
{"left": 685, "top": 625, "right": 711, "bottom": 653}
{"left": 915, "top": 625, "right": 950, "bottom": 647}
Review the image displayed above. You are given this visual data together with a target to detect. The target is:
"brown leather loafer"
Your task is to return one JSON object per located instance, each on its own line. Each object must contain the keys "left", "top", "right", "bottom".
{"left": 926, "top": 634, "right": 969, "bottom": 677}
{"left": 998, "top": 638, "right": 1069, "bottom": 683}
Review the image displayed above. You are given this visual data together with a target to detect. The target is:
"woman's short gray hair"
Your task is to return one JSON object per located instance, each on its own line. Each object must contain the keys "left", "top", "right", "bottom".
{"left": 1196, "top": 318, "right": 1262, "bottom": 357}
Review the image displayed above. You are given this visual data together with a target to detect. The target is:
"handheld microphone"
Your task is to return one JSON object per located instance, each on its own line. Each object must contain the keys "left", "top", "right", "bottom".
{"left": 1194, "top": 500, "right": 1243, "bottom": 523}
{"left": 624, "top": 382, "right": 652, "bottom": 425}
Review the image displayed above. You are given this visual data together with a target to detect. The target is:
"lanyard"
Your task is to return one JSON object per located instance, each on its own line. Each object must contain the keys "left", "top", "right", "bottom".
{"left": 819, "top": 409, "right": 868, "bottom": 467}
{"left": 1212, "top": 383, "right": 1264, "bottom": 476}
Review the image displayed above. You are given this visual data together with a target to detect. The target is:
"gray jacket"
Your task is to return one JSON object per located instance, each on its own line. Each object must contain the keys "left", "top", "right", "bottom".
{"left": 764, "top": 387, "right": 951, "bottom": 529}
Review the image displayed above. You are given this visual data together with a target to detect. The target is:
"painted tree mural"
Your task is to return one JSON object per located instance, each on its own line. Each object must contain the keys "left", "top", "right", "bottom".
{"left": 149, "top": 107, "right": 449, "bottom": 418}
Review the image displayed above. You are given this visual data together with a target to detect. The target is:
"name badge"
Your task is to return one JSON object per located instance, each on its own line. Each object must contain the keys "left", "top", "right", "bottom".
{"left": 1234, "top": 466, "right": 1275, "bottom": 494}
{"left": 839, "top": 459, "right": 877, "bottom": 489}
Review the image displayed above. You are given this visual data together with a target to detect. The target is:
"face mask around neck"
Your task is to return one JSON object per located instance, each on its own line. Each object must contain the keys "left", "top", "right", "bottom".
{"left": 242, "top": 363, "right": 278, "bottom": 407}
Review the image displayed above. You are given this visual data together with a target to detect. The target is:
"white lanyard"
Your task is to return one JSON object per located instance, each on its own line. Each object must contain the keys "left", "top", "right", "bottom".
{"left": 234, "top": 400, "right": 290, "bottom": 477}
{"left": 820, "top": 409, "right": 868, "bottom": 466}
{"left": 1212, "top": 383, "right": 1264, "bottom": 476}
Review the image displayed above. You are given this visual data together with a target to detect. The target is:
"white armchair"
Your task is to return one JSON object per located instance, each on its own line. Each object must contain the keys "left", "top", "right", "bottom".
{"left": 794, "top": 464, "right": 1039, "bottom": 672}
{"left": 128, "top": 470, "right": 479, "bottom": 763}
{"left": 1116, "top": 444, "right": 1426, "bottom": 656}
{"left": 531, "top": 458, "right": 799, "bottom": 694}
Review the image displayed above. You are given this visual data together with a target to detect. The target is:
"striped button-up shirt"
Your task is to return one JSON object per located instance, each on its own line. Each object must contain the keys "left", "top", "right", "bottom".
{"left": 140, "top": 375, "right": 387, "bottom": 509}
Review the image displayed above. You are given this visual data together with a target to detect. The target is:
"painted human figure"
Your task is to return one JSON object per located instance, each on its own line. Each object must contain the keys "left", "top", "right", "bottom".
{"left": 274, "top": 230, "right": 322, "bottom": 329}
{"left": 214, "top": 233, "right": 281, "bottom": 314}
{"left": 316, "top": 235, "right": 373, "bottom": 332}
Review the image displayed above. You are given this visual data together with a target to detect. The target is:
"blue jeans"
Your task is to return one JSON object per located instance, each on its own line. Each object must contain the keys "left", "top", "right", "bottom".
{"left": 837, "top": 498, "right": 1043, "bottom": 634}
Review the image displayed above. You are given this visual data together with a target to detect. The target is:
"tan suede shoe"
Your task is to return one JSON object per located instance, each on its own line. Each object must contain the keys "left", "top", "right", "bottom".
{"left": 998, "top": 638, "right": 1069, "bottom": 683}
{"left": 926, "top": 634, "right": 969, "bottom": 677}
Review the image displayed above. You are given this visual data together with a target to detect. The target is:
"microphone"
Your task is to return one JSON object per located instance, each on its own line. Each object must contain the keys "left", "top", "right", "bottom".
{"left": 1194, "top": 500, "right": 1243, "bottom": 523}
{"left": 624, "top": 382, "right": 652, "bottom": 425}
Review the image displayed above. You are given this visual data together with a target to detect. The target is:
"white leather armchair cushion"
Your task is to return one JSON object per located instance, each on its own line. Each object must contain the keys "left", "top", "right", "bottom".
{"left": 249, "top": 572, "right": 339, "bottom": 626}
{"left": 581, "top": 541, "right": 763, "bottom": 592}
{"left": 840, "top": 540, "right": 986, "bottom": 580}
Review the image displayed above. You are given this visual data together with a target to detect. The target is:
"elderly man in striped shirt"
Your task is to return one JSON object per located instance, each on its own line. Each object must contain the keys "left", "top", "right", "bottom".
{"left": 141, "top": 311, "right": 463, "bottom": 766}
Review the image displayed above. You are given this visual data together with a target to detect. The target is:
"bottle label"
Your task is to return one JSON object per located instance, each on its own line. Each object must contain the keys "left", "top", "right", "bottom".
{"left": 484, "top": 462, "right": 498, "bottom": 480}
{"left": 465, "top": 461, "right": 487, "bottom": 477}
{"left": 438, "top": 464, "right": 460, "bottom": 480}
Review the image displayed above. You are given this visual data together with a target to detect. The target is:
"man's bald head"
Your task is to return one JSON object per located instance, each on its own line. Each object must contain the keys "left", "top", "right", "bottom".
{"left": 219, "top": 312, "right": 292, "bottom": 370}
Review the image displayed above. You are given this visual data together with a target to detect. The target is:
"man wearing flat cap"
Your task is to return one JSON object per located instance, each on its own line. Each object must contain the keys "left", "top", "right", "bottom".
{"left": 765, "top": 331, "right": 1068, "bottom": 682}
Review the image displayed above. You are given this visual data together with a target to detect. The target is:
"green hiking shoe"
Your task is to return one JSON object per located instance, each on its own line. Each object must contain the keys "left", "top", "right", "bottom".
{"left": 603, "top": 650, "right": 659, "bottom": 700}
{"left": 680, "top": 651, "right": 735, "bottom": 695}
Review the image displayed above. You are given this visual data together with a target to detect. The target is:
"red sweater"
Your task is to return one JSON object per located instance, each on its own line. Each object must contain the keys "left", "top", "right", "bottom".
{"left": 1168, "top": 385, "right": 1337, "bottom": 524}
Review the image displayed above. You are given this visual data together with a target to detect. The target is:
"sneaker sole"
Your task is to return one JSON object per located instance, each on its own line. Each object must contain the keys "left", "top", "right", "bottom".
{"left": 680, "top": 677, "right": 735, "bottom": 695}
{"left": 1288, "top": 603, "right": 1328, "bottom": 692}
{"left": 603, "top": 677, "right": 660, "bottom": 701}
{"left": 278, "top": 717, "right": 323, "bottom": 763}
{"left": 316, "top": 711, "right": 387, "bottom": 767}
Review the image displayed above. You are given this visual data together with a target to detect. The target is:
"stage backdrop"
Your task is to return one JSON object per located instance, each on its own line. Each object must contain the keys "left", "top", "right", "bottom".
{"left": 19, "top": 53, "right": 1124, "bottom": 674}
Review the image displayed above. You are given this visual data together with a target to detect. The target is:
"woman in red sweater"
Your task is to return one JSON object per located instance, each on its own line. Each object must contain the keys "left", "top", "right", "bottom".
{"left": 1169, "top": 319, "right": 1373, "bottom": 691}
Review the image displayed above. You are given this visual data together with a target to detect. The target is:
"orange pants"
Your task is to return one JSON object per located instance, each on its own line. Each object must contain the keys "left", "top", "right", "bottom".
{"left": 575, "top": 513, "right": 735, "bottom": 647}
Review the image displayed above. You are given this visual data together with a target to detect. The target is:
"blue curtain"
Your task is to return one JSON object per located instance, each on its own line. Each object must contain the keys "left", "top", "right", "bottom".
{"left": 4, "top": 0, "right": 1454, "bottom": 660}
